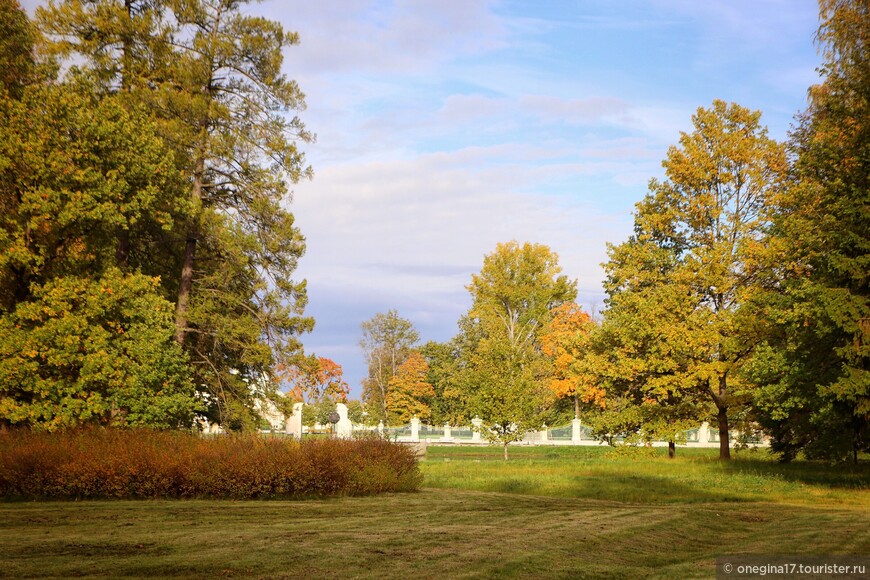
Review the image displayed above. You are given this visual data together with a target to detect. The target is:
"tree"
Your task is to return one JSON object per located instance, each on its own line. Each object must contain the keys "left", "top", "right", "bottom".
{"left": 37, "top": 0, "right": 315, "bottom": 430}
{"left": 0, "top": 83, "right": 187, "bottom": 313}
{"left": 283, "top": 356, "right": 349, "bottom": 404}
{"left": 419, "top": 339, "right": 468, "bottom": 425}
{"left": 748, "top": 0, "right": 869, "bottom": 462}
{"left": 0, "top": 68, "right": 198, "bottom": 430}
{"left": 540, "top": 302, "right": 600, "bottom": 420}
{"left": 604, "top": 100, "right": 787, "bottom": 460}
{"left": 589, "top": 240, "right": 709, "bottom": 457}
{"left": 0, "top": 270, "right": 198, "bottom": 430}
{"left": 0, "top": 0, "right": 37, "bottom": 98}
{"left": 461, "top": 241, "right": 577, "bottom": 459}
{"left": 386, "top": 351, "right": 434, "bottom": 424}
{"left": 360, "top": 310, "right": 419, "bottom": 423}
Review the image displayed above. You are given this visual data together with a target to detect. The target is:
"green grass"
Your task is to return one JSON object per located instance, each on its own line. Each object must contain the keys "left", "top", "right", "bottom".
{"left": 2, "top": 445, "right": 867, "bottom": 578}
{"left": 421, "top": 445, "right": 870, "bottom": 507}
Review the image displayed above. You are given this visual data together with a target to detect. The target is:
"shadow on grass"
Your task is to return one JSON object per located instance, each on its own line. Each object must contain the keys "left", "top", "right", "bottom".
{"left": 719, "top": 456, "right": 870, "bottom": 489}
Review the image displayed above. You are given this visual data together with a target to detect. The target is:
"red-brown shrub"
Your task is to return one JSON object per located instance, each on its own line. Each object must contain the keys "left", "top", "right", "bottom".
{"left": 0, "top": 428, "right": 422, "bottom": 499}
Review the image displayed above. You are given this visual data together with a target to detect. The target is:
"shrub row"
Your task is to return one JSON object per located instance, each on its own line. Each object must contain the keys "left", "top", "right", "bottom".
{"left": 0, "top": 428, "right": 422, "bottom": 499}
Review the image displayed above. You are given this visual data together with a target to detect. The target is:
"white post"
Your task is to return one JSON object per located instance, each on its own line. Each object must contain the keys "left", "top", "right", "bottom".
{"left": 377, "top": 420, "right": 384, "bottom": 435}
{"left": 335, "top": 403, "right": 353, "bottom": 439}
{"left": 442, "top": 422, "right": 453, "bottom": 442}
{"left": 698, "top": 422, "right": 710, "bottom": 447}
{"left": 572, "top": 418, "right": 582, "bottom": 444}
{"left": 285, "top": 402, "right": 303, "bottom": 438}
{"left": 540, "top": 424, "right": 549, "bottom": 443}
{"left": 472, "top": 416, "right": 483, "bottom": 443}
{"left": 410, "top": 416, "right": 420, "bottom": 442}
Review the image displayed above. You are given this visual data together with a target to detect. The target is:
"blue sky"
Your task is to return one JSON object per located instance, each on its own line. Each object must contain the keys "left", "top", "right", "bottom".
{"left": 23, "top": 0, "right": 825, "bottom": 398}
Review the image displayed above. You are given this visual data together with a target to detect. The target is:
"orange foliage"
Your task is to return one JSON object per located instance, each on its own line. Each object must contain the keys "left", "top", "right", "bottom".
{"left": 540, "top": 303, "right": 604, "bottom": 407}
{"left": 281, "top": 356, "right": 349, "bottom": 403}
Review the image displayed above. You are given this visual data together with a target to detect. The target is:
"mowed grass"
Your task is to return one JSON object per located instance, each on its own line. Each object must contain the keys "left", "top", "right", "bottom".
{"left": 421, "top": 445, "right": 870, "bottom": 507}
{"left": 2, "top": 445, "right": 868, "bottom": 579}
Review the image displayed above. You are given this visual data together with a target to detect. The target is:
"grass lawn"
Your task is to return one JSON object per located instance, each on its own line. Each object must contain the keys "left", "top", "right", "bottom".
{"left": 2, "top": 446, "right": 868, "bottom": 579}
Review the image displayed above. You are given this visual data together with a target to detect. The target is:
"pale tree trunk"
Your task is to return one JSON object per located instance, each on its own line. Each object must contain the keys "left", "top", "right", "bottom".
{"left": 503, "top": 442, "right": 509, "bottom": 461}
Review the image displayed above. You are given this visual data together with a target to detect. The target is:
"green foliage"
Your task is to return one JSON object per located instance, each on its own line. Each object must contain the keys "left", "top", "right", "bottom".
{"left": 34, "top": 0, "right": 315, "bottom": 430}
{"left": 419, "top": 339, "right": 468, "bottom": 425}
{"left": 749, "top": 0, "right": 870, "bottom": 462}
{"left": 0, "top": 0, "right": 37, "bottom": 97}
{"left": 595, "top": 101, "right": 786, "bottom": 459}
{"left": 360, "top": 310, "right": 420, "bottom": 423}
{"left": 460, "top": 241, "right": 577, "bottom": 455}
{"left": 0, "top": 83, "right": 187, "bottom": 311}
{"left": 301, "top": 399, "right": 336, "bottom": 428}
{"left": 0, "top": 428, "right": 422, "bottom": 499}
{"left": 0, "top": 270, "right": 198, "bottom": 430}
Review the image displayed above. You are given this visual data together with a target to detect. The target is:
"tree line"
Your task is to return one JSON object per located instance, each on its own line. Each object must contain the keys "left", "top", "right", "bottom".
{"left": 0, "top": 0, "right": 313, "bottom": 431}
{"left": 357, "top": 0, "right": 868, "bottom": 462}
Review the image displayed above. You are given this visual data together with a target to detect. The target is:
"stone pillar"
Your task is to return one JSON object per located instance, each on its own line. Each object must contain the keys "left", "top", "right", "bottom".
{"left": 335, "top": 403, "right": 353, "bottom": 439}
{"left": 441, "top": 422, "right": 453, "bottom": 442}
{"left": 540, "top": 424, "right": 549, "bottom": 443}
{"left": 410, "top": 416, "right": 420, "bottom": 442}
{"left": 285, "top": 402, "right": 303, "bottom": 438}
{"left": 698, "top": 421, "right": 710, "bottom": 446}
{"left": 377, "top": 420, "right": 384, "bottom": 435}
{"left": 471, "top": 416, "right": 483, "bottom": 443}
{"left": 572, "top": 418, "right": 582, "bottom": 444}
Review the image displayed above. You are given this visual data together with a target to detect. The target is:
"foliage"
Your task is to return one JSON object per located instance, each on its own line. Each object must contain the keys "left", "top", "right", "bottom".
{"left": 36, "top": 0, "right": 315, "bottom": 430}
{"left": 460, "top": 241, "right": 577, "bottom": 458}
{"left": 0, "top": 271, "right": 198, "bottom": 430}
{"left": 748, "top": 0, "right": 870, "bottom": 462}
{"left": 386, "top": 351, "right": 434, "bottom": 424}
{"left": 283, "top": 355, "right": 349, "bottom": 404}
{"left": 540, "top": 302, "right": 599, "bottom": 418}
{"left": 419, "top": 339, "right": 468, "bottom": 425}
{"left": 0, "top": 0, "right": 37, "bottom": 98}
{"left": 0, "top": 83, "right": 187, "bottom": 312}
{"left": 596, "top": 101, "right": 787, "bottom": 459}
{"left": 301, "top": 399, "right": 336, "bottom": 428}
{"left": 360, "top": 310, "right": 419, "bottom": 423}
{"left": 0, "top": 428, "right": 422, "bottom": 499}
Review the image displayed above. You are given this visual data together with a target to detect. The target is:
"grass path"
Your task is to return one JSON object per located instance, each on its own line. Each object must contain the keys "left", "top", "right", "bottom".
{"left": 2, "top": 490, "right": 868, "bottom": 578}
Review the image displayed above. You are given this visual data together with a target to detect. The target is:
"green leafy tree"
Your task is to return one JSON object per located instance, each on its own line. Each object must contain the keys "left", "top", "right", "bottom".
{"left": 0, "top": 83, "right": 187, "bottom": 312}
{"left": 360, "top": 310, "right": 419, "bottom": 423}
{"left": 461, "top": 241, "right": 577, "bottom": 459}
{"left": 589, "top": 240, "right": 709, "bottom": 456}
{"left": 748, "top": 0, "right": 869, "bottom": 462}
{"left": 419, "top": 339, "right": 468, "bottom": 425}
{"left": 0, "top": 270, "right": 198, "bottom": 430}
{"left": 0, "top": 0, "right": 37, "bottom": 98}
{"left": 38, "top": 0, "right": 315, "bottom": 430}
{"left": 602, "top": 100, "right": 787, "bottom": 460}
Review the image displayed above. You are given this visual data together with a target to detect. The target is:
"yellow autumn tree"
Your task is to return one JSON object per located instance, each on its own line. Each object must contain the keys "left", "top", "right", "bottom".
{"left": 386, "top": 351, "right": 434, "bottom": 425}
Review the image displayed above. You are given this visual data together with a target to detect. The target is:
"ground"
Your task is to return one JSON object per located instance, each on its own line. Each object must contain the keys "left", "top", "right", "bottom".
{"left": 1, "top": 447, "right": 867, "bottom": 579}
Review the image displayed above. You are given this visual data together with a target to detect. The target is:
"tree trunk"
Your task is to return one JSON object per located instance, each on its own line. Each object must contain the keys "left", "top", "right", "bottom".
{"left": 116, "top": 231, "right": 130, "bottom": 270}
{"left": 717, "top": 406, "right": 731, "bottom": 460}
{"left": 574, "top": 393, "right": 579, "bottom": 420}
{"left": 174, "top": 155, "right": 205, "bottom": 345}
{"left": 668, "top": 440, "right": 675, "bottom": 459}
{"left": 503, "top": 442, "right": 509, "bottom": 461}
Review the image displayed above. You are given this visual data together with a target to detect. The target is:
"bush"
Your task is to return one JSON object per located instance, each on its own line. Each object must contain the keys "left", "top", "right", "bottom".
{"left": 0, "top": 428, "right": 422, "bottom": 500}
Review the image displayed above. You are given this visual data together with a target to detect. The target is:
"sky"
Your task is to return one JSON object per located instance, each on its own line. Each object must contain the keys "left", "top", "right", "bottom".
{"left": 22, "top": 0, "right": 824, "bottom": 398}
